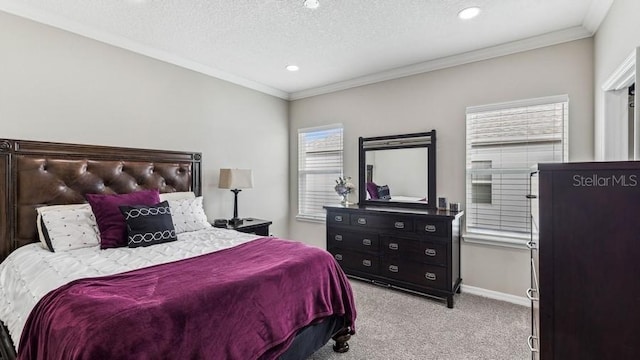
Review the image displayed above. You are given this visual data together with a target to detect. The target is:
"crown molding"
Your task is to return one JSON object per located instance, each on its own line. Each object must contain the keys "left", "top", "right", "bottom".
{"left": 582, "top": 0, "right": 614, "bottom": 33}
{"left": 289, "top": 26, "right": 593, "bottom": 100}
{"left": 0, "top": 3, "right": 289, "bottom": 100}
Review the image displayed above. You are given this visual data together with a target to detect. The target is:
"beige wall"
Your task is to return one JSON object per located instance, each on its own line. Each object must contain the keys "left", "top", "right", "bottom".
{"left": 0, "top": 11, "right": 290, "bottom": 236}
{"left": 594, "top": 0, "right": 640, "bottom": 157}
{"left": 289, "top": 39, "right": 594, "bottom": 296}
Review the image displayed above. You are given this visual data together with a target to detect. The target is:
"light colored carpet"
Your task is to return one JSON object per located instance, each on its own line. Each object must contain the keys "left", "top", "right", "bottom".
{"left": 310, "top": 280, "right": 530, "bottom": 360}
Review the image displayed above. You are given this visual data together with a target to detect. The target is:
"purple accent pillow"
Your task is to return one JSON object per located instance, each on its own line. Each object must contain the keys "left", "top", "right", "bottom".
{"left": 86, "top": 189, "right": 161, "bottom": 249}
{"left": 366, "top": 182, "right": 379, "bottom": 199}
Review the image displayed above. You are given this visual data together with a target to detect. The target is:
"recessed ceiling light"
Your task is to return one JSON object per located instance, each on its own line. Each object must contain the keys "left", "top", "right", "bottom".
{"left": 286, "top": 65, "right": 300, "bottom": 72}
{"left": 303, "top": 0, "right": 320, "bottom": 9}
{"left": 458, "top": 7, "right": 481, "bottom": 20}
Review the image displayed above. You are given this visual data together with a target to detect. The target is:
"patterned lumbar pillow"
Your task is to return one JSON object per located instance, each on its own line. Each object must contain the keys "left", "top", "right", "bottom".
{"left": 119, "top": 201, "right": 177, "bottom": 248}
{"left": 167, "top": 196, "right": 211, "bottom": 234}
{"left": 377, "top": 185, "right": 392, "bottom": 200}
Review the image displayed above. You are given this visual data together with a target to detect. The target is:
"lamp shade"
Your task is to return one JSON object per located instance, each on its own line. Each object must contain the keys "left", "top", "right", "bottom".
{"left": 218, "top": 169, "right": 253, "bottom": 189}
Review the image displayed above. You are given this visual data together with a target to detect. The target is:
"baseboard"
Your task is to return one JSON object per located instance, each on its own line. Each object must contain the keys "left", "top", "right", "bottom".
{"left": 461, "top": 285, "right": 530, "bottom": 307}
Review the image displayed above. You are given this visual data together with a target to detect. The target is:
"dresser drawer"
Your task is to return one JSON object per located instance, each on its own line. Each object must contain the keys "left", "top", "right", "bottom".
{"left": 382, "top": 236, "right": 447, "bottom": 266}
{"left": 329, "top": 249, "right": 379, "bottom": 274}
{"left": 415, "top": 219, "right": 449, "bottom": 238}
{"left": 350, "top": 213, "right": 414, "bottom": 232}
{"left": 327, "top": 212, "right": 350, "bottom": 225}
{"left": 381, "top": 259, "right": 447, "bottom": 290}
{"left": 328, "top": 230, "right": 379, "bottom": 252}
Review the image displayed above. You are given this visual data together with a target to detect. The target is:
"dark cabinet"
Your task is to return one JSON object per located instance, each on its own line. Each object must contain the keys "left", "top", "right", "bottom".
{"left": 217, "top": 218, "right": 271, "bottom": 236}
{"left": 530, "top": 161, "right": 640, "bottom": 359}
{"left": 325, "top": 204, "right": 463, "bottom": 308}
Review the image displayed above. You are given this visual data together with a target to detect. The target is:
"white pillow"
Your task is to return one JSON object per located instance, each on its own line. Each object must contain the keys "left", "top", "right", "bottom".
{"left": 167, "top": 196, "right": 211, "bottom": 234}
{"left": 36, "top": 204, "right": 101, "bottom": 252}
{"left": 37, "top": 204, "right": 90, "bottom": 250}
{"left": 159, "top": 191, "right": 196, "bottom": 202}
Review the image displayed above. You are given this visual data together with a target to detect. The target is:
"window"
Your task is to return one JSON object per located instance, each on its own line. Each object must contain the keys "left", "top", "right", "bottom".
{"left": 471, "top": 160, "right": 492, "bottom": 204}
{"left": 297, "top": 124, "right": 343, "bottom": 221}
{"left": 465, "top": 95, "right": 568, "bottom": 247}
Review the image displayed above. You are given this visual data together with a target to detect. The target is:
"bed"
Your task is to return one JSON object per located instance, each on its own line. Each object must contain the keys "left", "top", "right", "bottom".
{"left": 0, "top": 138, "right": 355, "bottom": 360}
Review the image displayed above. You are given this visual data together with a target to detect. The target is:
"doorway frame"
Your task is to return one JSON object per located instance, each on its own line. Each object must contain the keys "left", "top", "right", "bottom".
{"left": 598, "top": 49, "right": 638, "bottom": 160}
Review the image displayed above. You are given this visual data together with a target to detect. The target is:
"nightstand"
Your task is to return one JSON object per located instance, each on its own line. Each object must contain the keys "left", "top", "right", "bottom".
{"left": 226, "top": 218, "right": 272, "bottom": 236}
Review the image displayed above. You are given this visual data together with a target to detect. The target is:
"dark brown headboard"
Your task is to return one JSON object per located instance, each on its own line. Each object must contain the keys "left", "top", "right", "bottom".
{"left": 0, "top": 139, "right": 202, "bottom": 261}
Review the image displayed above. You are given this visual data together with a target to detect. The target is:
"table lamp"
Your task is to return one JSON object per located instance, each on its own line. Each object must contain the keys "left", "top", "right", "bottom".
{"left": 218, "top": 168, "right": 253, "bottom": 226}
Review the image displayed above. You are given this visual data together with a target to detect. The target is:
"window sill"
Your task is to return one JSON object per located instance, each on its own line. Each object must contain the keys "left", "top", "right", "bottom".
{"left": 463, "top": 231, "right": 530, "bottom": 250}
{"left": 295, "top": 214, "right": 326, "bottom": 224}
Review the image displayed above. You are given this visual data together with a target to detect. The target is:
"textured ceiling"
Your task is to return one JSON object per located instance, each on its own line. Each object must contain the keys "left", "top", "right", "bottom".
{"left": 0, "top": 0, "right": 612, "bottom": 99}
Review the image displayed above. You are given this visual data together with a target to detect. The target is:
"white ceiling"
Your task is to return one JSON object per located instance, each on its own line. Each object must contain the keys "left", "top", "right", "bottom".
{"left": 0, "top": 0, "right": 613, "bottom": 99}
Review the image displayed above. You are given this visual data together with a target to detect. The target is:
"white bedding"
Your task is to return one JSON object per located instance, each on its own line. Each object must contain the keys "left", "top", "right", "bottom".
{"left": 0, "top": 227, "right": 260, "bottom": 349}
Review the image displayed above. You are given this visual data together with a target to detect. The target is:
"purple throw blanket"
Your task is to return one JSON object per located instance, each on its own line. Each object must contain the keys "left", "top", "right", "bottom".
{"left": 18, "top": 238, "right": 356, "bottom": 360}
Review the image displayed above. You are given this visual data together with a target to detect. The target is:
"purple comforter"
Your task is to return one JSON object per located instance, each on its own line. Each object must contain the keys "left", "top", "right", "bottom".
{"left": 17, "top": 237, "right": 356, "bottom": 360}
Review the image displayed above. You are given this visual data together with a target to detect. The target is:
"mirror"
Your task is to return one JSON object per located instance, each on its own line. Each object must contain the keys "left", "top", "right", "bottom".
{"left": 358, "top": 130, "right": 436, "bottom": 209}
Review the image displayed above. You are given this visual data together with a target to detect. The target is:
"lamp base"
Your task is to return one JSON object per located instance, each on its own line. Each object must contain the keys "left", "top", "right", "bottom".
{"left": 229, "top": 218, "right": 244, "bottom": 226}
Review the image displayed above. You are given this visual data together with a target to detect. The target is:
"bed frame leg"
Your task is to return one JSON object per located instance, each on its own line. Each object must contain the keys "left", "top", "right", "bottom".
{"left": 332, "top": 327, "right": 352, "bottom": 353}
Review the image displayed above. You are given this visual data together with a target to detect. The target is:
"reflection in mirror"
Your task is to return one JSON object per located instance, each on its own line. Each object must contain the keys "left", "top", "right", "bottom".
{"left": 365, "top": 148, "right": 428, "bottom": 202}
{"left": 358, "top": 130, "right": 436, "bottom": 209}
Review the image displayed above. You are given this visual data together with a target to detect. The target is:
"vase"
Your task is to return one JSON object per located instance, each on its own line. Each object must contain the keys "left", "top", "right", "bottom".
{"left": 334, "top": 185, "right": 351, "bottom": 205}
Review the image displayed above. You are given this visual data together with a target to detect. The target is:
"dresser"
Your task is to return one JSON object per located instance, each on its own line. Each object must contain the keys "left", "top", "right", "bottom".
{"left": 527, "top": 162, "right": 640, "bottom": 359}
{"left": 324, "top": 204, "right": 463, "bottom": 308}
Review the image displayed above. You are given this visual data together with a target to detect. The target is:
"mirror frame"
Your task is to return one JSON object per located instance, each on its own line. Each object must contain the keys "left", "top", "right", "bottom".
{"left": 358, "top": 130, "right": 436, "bottom": 209}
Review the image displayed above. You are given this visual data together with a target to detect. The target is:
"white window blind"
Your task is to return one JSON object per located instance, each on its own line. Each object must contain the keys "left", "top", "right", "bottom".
{"left": 465, "top": 95, "right": 568, "bottom": 244}
{"left": 297, "top": 124, "right": 343, "bottom": 221}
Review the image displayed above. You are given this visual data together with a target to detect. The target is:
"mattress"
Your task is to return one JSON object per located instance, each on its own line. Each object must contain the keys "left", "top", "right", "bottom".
{"left": 0, "top": 227, "right": 260, "bottom": 348}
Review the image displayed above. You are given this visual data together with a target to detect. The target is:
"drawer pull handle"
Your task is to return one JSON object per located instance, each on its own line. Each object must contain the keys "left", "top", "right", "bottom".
{"left": 362, "top": 259, "right": 372, "bottom": 267}
{"left": 334, "top": 254, "right": 343, "bottom": 261}
{"left": 357, "top": 218, "right": 367, "bottom": 225}
{"left": 424, "top": 224, "right": 437, "bottom": 232}
{"left": 527, "top": 335, "right": 539, "bottom": 352}
{"left": 425, "top": 248, "right": 437, "bottom": 256}
{"left": 425, "top": 272, "right": 437, "bottom": 281}
{"left": 334, "top": 215, "right": 343, "bottom": 222}
{"left": 526, "top": 288, "right": 539, "bottom": 301}
{"left": 394, "top": 221, "right": 405, "bottom": 229}
{"left": 362, "top": 239, "right": 372, "bottom": 246}
{"left": 388, "top": 243, "right": 399, "bottom": 250}
{"left": 388, "top": 265, "right": 399, "bottom": 272}
{"left": 526, "top": 240, "right": 537, "bottom": 249}
{"left": 334, "top": 235, "right": 343, "bottom": 241}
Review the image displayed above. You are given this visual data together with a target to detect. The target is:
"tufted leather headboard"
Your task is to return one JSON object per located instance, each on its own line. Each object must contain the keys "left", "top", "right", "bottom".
{"left": 0, "top": 139, "right": 202, "bottom": 261}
